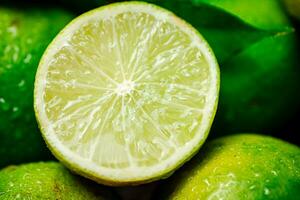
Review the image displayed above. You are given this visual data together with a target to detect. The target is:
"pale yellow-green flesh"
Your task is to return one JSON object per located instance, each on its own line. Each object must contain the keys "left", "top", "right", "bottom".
{"left": 36, "top": 3, "right": 218, "bottom": 183}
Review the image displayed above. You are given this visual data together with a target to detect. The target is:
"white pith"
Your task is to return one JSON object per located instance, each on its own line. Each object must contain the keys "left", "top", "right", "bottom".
{"left": 34, "top": 2, "right": 219, "bottom": 183}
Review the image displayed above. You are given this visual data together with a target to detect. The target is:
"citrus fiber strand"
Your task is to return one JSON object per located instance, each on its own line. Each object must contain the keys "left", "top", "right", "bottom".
{"left": 134, "top": 89, "right": 203, "bottom": 112}
{"left": 52, "top": 93, "right": 114, "bottom": 128}
{"left": 126, "top": 20, "right": 151, "bottom": 81}
{"left": 61, "top": 95, "right": 93, "bottom": 112}
{"left": 145, "top": 36, "right": 185, "bottom": 63}
{"left": 44, "top": 87, "right": 96, "bottom": 96}
{"left": 128, "top": 20, "right": 161, "bottom": 81}
{"left": 131, "top": 89, "right": 178, "bottom": 146}
{"left": 111, "top": 19, "right": 126, "bottom": 81}
{"left": 121, "top": 96, "right": 136, "bottom": 167}
{"left": 162, "top": 100, "right": 203, "bottom": 112}
{"left": 66, "top": 46, "right": 119, "bottom": 85}
{"left": 129, "top": 93, "right": 176, "bottom": 149}
{"left": 133, "top": 45, "right": 193, "bottom": 83}
{"left": 50, "top": 80, "right": 114, "bottom": 91}
{"left": 124, "top": 40, "right": 140, "bottom": 82}
{"left": 121, "top": 95, "right": 126, "bottom": 131}
{"left": 89, "top": 95, "right": 119, "bottom": 160}
{"left": 46, "top": 96, "right": 62, "bottom": 109}
{"left": 73, "top": 100, "right": 107, "bottom": 143}
{"left": 138, "top": 82, "right": 206, "bottom": 96}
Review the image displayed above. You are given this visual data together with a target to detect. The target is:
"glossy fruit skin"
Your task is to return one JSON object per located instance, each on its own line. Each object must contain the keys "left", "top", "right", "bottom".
{"left": 0, "top": 162, "right": 117, "bottom": 200}
{"left": 157, "top": 134, "right": 300, "bottom": 200}
{"left": 0, "top": 6, "right": 73, "bottom": 168}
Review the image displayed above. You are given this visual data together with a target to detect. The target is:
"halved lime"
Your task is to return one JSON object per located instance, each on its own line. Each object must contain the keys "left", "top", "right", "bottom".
{"left": 34, "top": 2, "right": 219, "bottom": 185}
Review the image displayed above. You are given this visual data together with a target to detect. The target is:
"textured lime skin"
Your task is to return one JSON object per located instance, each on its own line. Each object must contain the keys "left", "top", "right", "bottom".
{"left": 158, "top": 134, "right": 300, "bottom": 200}
{"left": 0, "top": 162, "right": 117, "bottom": 200}
{"left": 0, "top": 6, "right": 73, "bottom": 167}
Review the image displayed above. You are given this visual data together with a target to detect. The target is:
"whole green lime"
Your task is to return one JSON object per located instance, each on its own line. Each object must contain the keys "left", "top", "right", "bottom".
{"left": 157, "top": 134, "right": 300, "bottom": 199}
{"left": 0, "top": 162, "right": 117, "bottom": 199}
{"left": 0, "top": 6, "right": 73, "bottom": 167}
